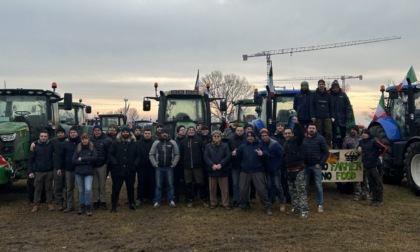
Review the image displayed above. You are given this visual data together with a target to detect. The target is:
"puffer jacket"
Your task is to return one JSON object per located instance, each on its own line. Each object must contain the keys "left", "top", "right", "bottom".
{"left": 261, "top": 138, "right": 284, "bottom": 172}
{"left": 72, "top": 143, "right": 98, "bottom": 176}
{"left": 28, "top": 140, "right": 54, "bottom": 174}
{"left": 284, "top": 123, "right": 305, "bottom": 169}
{"left": 294, "top": 89, "right": 312, "bottom": 121}
{"left": 108, "top": 132, "right": 137, "bottom": 177}
{"left": 204, "top": 142, "right": 231, "bottom": 177}
{"left": 60, "top": 136, "right": 81, "bottom": 171}
{"left": 90, "top": 133, "right": 112, "bottom": 167}
{"left": 302, "top": 133, "right": 329, "bottom": 166}
{"left": 149, "top": 136, "right": 180, "bottom": 168}
{"left": 228, "top": 133, "right": 247, "bottom": 169}
{"left": 310, "top": 88, "right": 332, "bottom": 119}
{"left": 358, "top": 137, "right": 387, "bottom": 169}
{"left": 236, "top": 140, "right": 267, "bottom": 173}
{"left": 180, "top": 135, "right": 204, "bottom": 169}
{"left": 330, "top": 89, "right": 352, "bottom": 126}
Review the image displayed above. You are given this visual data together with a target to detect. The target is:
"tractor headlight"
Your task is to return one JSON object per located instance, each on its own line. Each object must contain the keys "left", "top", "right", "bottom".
{"left": 1, "top": 133, "right": 16, "bottom": 142}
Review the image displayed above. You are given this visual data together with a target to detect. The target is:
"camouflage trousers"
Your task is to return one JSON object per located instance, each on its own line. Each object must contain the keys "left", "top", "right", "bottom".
{"left": 353, "top": 168, "right": 369, "bottom": 200}
{"left": 287, "top": 170, "right": 308, "bottom": 213}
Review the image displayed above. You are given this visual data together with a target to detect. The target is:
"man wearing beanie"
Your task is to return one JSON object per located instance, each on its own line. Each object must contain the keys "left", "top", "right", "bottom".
{"left": 91, "top": 125, "right": 112, "bottom": 210}
{"left": 329, "top": 80, "right": 353, "bottom": 149}
{"left": 51, "top": 126, "right": 67, "bottom": 210}
{"left": 232, "top": 130, "right": 273, "bottom": 215}
{"left": 58, "top": 126, "right": 81, "bottom": 213}
{"left": 294, "top": 81, "right": 313, "bottom": 129}
{"left": 310, "top": 79, "right": 333, "bottom": 148}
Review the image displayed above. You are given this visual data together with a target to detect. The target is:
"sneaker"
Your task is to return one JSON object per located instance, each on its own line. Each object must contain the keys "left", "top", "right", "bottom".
{"left": 100, "top": 202, "right": 108, "bottom": 210}
{"left": 129, "top": 202, "right": 137, "bottom": 210}
{"left": 57, "top": 204, "right": 64, "bottom": 211}
{"left": 361, "top": 195, "right": 368, "bottom": 201}
{"left": 318, "top": 205, "right": 323, "bottom": 213}
{"left": 201, "top": 200, "right": 209, "bottom": 208}
{"left": 299, "top": 212, "right": 308, "bottom": 220}
{"left": 153, "top": 202, "right": 160, "bottom": 209}
{"left": 210, "top": 205, "right": 216, "bottom": 209}
{"left": 48, "top": 204, "right": 55, "bottom": 211}
{"left": 30, "top": 205, "right": 39, "bottom": 213}
{"left": 286, "top": 208, "right": 300, "bottom": 215}
{"left": 63, "top": 207, "right": 75, "bottom": 213}
{"left": 353, "top": 196, "right": 360, "bottom": 201}
{"left": 187, "top": 202, "right": 193, "bottom": 208}
{"left": 371, "top": 201, "right": 384, "bottom": 206}
{"left": 93, "top": 201, "right": 100, "bottom": 210}
{"left": 266, "top": 208, "right": 273, "bottom": 216}
{"left": 224, "top": 206, "right": 231, "bottom": 210}
{"left": 279, "top": 204, "right": 286, "bottom": 212}
{"left": 136, "top": 199, "right": 142, "bottom": 207}
{"left": 169, "top": 201, "right": 176, "bottom": 208}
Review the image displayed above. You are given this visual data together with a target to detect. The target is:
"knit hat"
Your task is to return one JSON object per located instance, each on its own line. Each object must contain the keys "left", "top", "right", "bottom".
{"left": 69, "top": 126, "right": 78, "bottom": 133}
{"left": 301, "top": 81, "right": 309, "bottom": 86}
{"left": 161, "top": 127, "right": 170, "bottom": 134}
{"left": 93, "top": 125, "right": 102, "bottom": 132}
{"left": 81, "top": 133, "right": 89, "bottom": 139}
{"left": 350, "top": 125, "right": 359, "bottom": 133}
{"left": 259, "top": 128, "right": 269, "bottom": 136}
{"left": 244, "top": 124, "right": 253, "bottom": 130}
{"left": 120, "top": 126, "right": 131, "bottom": 132}
{"left": 202, "top": 125, "right": 209, "bottom": 130}
{"left": 246, "top": 131, "right": 256, "bottom": 138}
{"left": 362, "top": 129, "right": 371, "bottom": 136}
{"left": 331, "top": 80, "right": 340, "bottom": 88}
{"left": 56, "top": 125, "right": 65, "bottom": 134}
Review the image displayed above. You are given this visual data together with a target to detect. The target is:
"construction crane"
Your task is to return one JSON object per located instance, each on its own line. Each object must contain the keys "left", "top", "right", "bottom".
{"left": 274, "top": 75, "right": 363, "bottom": 91}
{"left": 243, "top": 36, "right": 401, "bottom": 80}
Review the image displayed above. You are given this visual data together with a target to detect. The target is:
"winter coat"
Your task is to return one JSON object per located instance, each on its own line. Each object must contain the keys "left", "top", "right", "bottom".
{"left": 342, "top": 135, "right": 361, "bottom": 149}
{"left": 236, "top": 140, "right": 267, "bottom": 173}
{"left": 108, "top": 132, "right": 137, "bottom": 177}
{"left": 135, "top": 137, "right": 154, "bottom": 170}
{"left": 149, "top": 136, "right": 180, "bottom": 168}
{"left": 302, "top": 132, "right": 329, "bottom": 167}
{"left": 60, "top": 137, "right": 81, "bottom": 171}
{"left": 180, "top": 135, "right": 204, "bottom": 169}
{"left": 261, "top": 138, "right": 284, "bottom": 172}
{"left": 272, "top": 131, "right": 285, "bottom": 146}
{"left": 284, "top": 123, "right": 305, "bottom": 169}
{"left": 90, "top": 133, "right": 112, "bottom": 167}
{"left": 50, "top": 137, "right": 65, "bottom": 169}
{"left": 310, "top": 89, "right": 332, "bottom": 119}
{"left": 294, "top": 89, "right": 312, "bottom": 121}
{"left": 228, "top": 133, "right": 247, "bottom": 169}
{"left": 358, "top": 137, "right": 387, "bottom": 169}
{"left": 28, "top": 140, "right": 54, "bottom": 174}
{"left": 204, "top": 142, "right": 231, "bottom": 177}
{"left": 72, "top": 143, "right": 98, "bottom": 176}
{"left": 330, "top": 90, "right": 353, "bottom": 127}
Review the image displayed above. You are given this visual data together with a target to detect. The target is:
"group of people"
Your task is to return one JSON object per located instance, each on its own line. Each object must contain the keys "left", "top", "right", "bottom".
{"left": 27, "top": 79, "right": 387, "bottom": 219}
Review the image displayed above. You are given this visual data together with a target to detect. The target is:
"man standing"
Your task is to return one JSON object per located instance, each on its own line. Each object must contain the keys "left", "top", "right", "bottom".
{"left": 174, "top": 125, "right": 187, "bottom": 203}
{"left": 180, "top": 126, "right": 206, "bottom": 207}
{"left": 132, "top": 126, "right": 143, "bottom": 141}
{"left": 58, "top": 126, "right": 80, "bottom": 213}
{"left": 310, "top": 79, "right": 333, "bottom": 148}
{"left": 28, "top": 130, "right": 55, "bottom": 212}
{"left": 232, "top": 131, "right": 273, "bottom": 215}
{"left": 108, "top": 126, "right": 138, "bottom": 212}
{"left": 91, "top": 125, "right": 112, "bottom": 210}
{"left": 106, "top": 124, "right": 118, "bottom": 142}
{"left": 149, "top": 127, "right": 180, "bottom": 208}
{"left": 302, "top": 123, "right": 329, "bottom": 213}
{"left": 283, "top": 118, "right": 308, "bottom": 219}
{"left": 135, "top": 127, "right": 155, "bottom": 205}
{"left": 293, "top": 81, "right": 312, "bottom": 129}
{"left": 329, "top": 80, "right": 353, "bottom": 149}
{"left": 227, "top": 126, "right": 246, "bottom": 208}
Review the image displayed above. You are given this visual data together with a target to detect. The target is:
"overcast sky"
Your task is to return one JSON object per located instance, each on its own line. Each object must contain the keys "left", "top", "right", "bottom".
{"left": 1, "top": 0, "right": 418, "bottom": 125}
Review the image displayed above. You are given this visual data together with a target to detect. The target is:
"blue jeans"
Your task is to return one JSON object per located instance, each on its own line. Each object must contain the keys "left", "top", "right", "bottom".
{"left": 75, "top": 174, "right": 93, "bottom": 206}
{"left": 266, "top": 170, "right": 285, "bottom": 204}
{"left": 304, "top": 165, "right": 323, "bottom": 206}
{"left": 231, "top": 167, "right": 240, "bottom": 203}
{"left": 154, "top": 167, "right": 174, "bottom": 203}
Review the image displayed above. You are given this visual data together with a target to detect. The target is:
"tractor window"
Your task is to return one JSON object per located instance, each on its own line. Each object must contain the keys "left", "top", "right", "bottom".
{"left": 237, "top": 104, "right": 259, "bottom": 123}
{"left": 274, "top": 96, "right": 294, "bottom": 124}
{"left": 390, "top": 96, "right": 407, "bottom": 137}
{"left": 165, "top": 98, "right": 204, "bottom": 123}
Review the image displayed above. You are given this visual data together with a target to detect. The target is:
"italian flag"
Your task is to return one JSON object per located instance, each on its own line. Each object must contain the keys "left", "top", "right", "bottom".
{"left": 267, "top": 63, "right": 274, "bottom": 97}
{"left": 372, "top": 92, "right": 387, "bottom": 121}
{"left": 397, "top": 66, "right": 417, "bottom": 91}
{"left": 194, "top": 69, "right": 200, "bottom": 91}
{"left": 0, "top": 155, "right": 9, "bottom": 167}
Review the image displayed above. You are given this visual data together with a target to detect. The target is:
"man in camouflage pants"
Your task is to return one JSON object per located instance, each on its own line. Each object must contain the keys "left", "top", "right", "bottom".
{"left": 283, "top": 118, "right": 308, "bottom": 220}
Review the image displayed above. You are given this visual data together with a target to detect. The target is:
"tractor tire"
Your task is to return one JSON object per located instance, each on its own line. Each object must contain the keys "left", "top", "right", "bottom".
{"left": 405, "top": 142, "right": 420, "bottom": 196}
{"left": 369, "top": 125, "right": 404, "bottom": 184}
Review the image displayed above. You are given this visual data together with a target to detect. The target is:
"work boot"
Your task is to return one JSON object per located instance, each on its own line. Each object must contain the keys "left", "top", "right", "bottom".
{"left": 85, "top": 205, "right": 92, "bottom": 216}
{"left": 57, "top": 204, "right": 64, "bottom": 211}
{"left": 31, "top": 205, "right": 39, "bottom": 213}
{"left": 78, "top": 204, "right": 85, "bottom": 215}
{"left": 100, "top": 202, "right": 108, "bottom": 210}
{"left": 93, "top": 201, "right": 100, "bottom": 210}
{"left": 129, "top": 202, "right": 137, "bottom": 210}
{"left": 48, "top": 204, "right": 55, "bottom": 211}
{"left": 110, "top": 204, "right": 117, "bottom": 213}
{"left": 63, "top": 206, "right": 75, "bottom": 213}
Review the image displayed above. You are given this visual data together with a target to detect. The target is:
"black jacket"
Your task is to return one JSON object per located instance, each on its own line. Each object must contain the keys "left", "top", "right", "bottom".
{"left": 28, "top": 140, "right": 54, "bottom": 174}
{"left": 180, "top": 135, "right": 205, "bottom": 169}
{"left": 227, "top": 133, "right": 247, "bottom": 169}
{"left": 108, "top": 132, "right": 137, "bottom": 177}
{"left": 302, "top": 132, "right": 329, "bottom": 166}
{"left": 90, "top": 133, "right": 112, "bottom": 167}
{"left": 72, "top": 143, "right": 98, "bottom": 176}
{"left": 310, "top": 89, "right": 332, "bottom": 119}
{"left": 135, "top": 137, "right": 154, "bottom": 170}
{"left": 330, "top": 90, "right": 353, "bottom": 127}
{"left": 284, "top": 123, "right": 305, "bottom": 169}
{"left": 50, "top": 137, "right": 65, "bottom": 169}
{"left": 204, "top": 142, "right": 231, "bottom": 177}
{"left": 294, "top": 89, "right": 312, "bottom": 121}
{"left": 358, "top": 137, "right": 387, "bottom": 169}
{"left": 60, "top": 137, "right": 81, "bottom": 171}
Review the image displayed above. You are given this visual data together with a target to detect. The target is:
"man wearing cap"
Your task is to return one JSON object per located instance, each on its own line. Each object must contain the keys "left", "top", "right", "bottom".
{"left": 108, "top": 126, "right": 138, "bottom": 212}
{"left": 294, "top": 81, "right": 313, "bottom": 129}
{"left": 310, "top": 79, "right": 333, "bottom": 148}
{"left": 153, "top": 123, "right": 163, "bottom": 141}
{"left": 329, "top": 80, "right": 353, "bottom": 149}
{"left": 90, "top": 125, "right": 112, "bottom": 210}
{"left": 260, "top": 128, "right": 286, "bottom": 212}
{"left": 58, "top": 126, "right": 81, "bottom": 213}
{"left": 232, "top": 131, "right": 273, "bottom": 215}
{"left": 196, "top": 122, "right": 203, "bottom": 135}
{"left": 149, "top": 127, "right": 180, "bottom": 208}
{"left": 179, "top": 126, "right": 207, "bottom": 207}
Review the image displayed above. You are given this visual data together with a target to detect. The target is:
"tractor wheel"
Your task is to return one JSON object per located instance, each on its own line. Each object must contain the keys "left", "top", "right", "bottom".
{"left": 369, "top": 125, "right": 404, "bottom": 184}
{"left": 405, "top": 142, "right": 420, "bottom": 196}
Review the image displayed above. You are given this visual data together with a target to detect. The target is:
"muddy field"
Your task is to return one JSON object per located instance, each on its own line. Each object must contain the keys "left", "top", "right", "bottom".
{"left": 0, "top": 179, "right": 419, "bottom": 251}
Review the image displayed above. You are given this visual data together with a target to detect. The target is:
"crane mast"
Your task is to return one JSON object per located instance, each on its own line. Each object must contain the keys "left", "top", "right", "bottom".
{"left": 274, "top": 75, "right": 363, "bottom": 91}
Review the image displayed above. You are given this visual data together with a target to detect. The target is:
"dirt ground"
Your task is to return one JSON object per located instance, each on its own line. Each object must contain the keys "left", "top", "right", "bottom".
{"left": 0, "top": 179, "right": 419, "bottom": 252}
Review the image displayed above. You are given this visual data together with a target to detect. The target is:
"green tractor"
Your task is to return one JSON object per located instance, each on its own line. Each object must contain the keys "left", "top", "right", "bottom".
{"left": 0, "top": 84, "right": 72, "bottom": 188}
{"left": 98, "top": 113, "right": 127, "bottom": 133}
{"left": 58, "top": 99, "right": 92, "bottom": 135}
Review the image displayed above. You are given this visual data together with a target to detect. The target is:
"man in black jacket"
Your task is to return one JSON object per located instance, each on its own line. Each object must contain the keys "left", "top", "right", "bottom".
{"left": 302, "top": 123, "right": 329, "bottom": 213}
{"left": 28, "top": 130, "right": 55, "bottom": 213}
{"left": 135, "top": 127, "right": 155, "bottom": 205}
{"left": 91, "top": 125, "right": 112, "bottom": 210}
{"left": 109, "top": 126, "right": 138, "bottom": 212}
{"left": 310, "top": 79, "right": 333, "bottom": 148}
{"left": 58, "top": 126, "right": 80, "bottom": 213}
{"left": 51, "top": 126, "right": 66, "bottom": 210}
{"left": 293, "top": 81, "right": 312, "bottom": 129}
{"left": 227, "top": 126, "right": 246, "bottom": 208}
